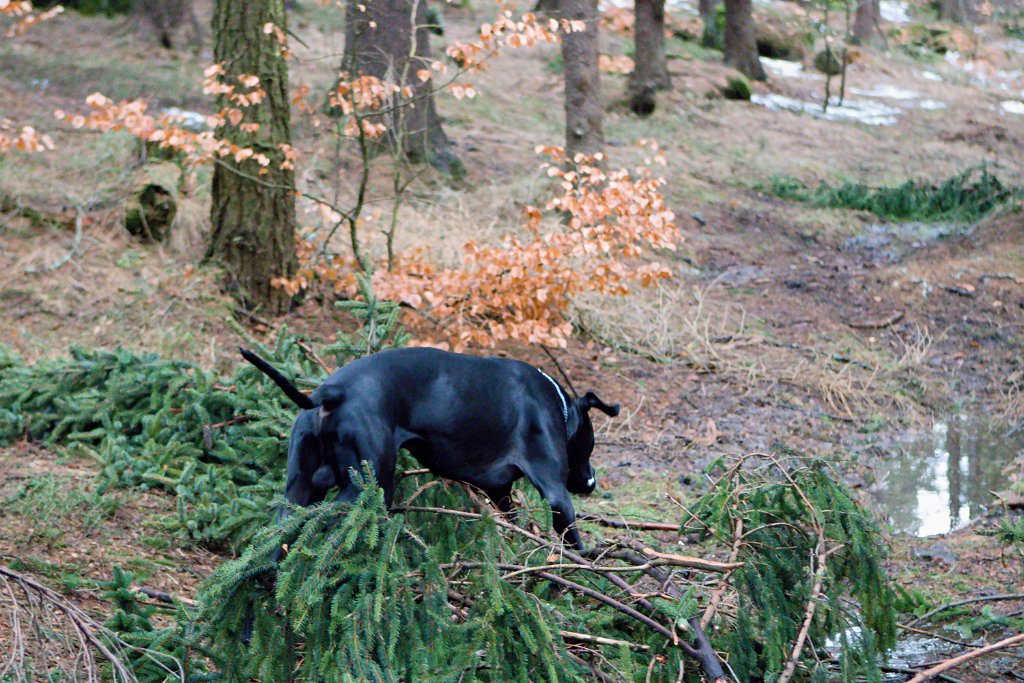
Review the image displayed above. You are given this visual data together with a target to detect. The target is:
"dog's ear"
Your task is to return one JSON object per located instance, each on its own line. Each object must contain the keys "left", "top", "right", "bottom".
{"left": 582, "top": 391, "right": 620, "bottom": 417}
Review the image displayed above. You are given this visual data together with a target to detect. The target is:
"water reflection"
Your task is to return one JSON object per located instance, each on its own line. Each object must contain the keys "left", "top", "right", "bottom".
{"left": 872, "top": 416, "right": 1023, "bottom": 536}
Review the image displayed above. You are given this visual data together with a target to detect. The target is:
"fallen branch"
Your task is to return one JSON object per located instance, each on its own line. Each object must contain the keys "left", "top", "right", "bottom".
{"left": 0, "top": 565, "right": 182, "bottom": 683}
{"left": 396, "top": 505, "right": 730, "bottom": 680}
{"left": 848, "top": 311, "right": 904, "bottom": 330}
{"left": 132, "top": 586, "right": 197, "bottom": 608}
{"left": 906, "top": 632, "right": 1024, "bottom": 683}
{"left": 559, "top": 630, "right": 650, "bottom": 651}
{"left": 908, "top": 593, "right": 1024, "bottom": 627}
{"left": 578, "top": 512, "right": 681, "bottom": 532}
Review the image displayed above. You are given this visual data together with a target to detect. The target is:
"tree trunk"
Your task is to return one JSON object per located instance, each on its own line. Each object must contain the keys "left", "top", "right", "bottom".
{"left": 852, "top": 0, "right": 880, "bottom": 44}
{"left": 560, "top": 0, "right": 603, "bottom": 157}
{"left": 940, "top": 0, "right": 976, "bottom": 24}
{"left": 534, "top": 0, "right": 560, "bottom": 15}
{"left": 134, "top": 0, "right": 202, "bottom": 49}
{"left": 699, "top": 0, "right": 720, "bottom": 47}
{"left": 723, "top": 0, "right": 765, "bottom": 81}
{"left": 628, "top": 0, "right": 671, "bottom": 116}
{"left": 206, "top": 0, "right": 298, "bottom": 315}
{"left": 342, "top": 0, "right": 458, "bottom": 173}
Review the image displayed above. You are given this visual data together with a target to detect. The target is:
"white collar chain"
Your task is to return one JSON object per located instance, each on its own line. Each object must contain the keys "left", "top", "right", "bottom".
{"left": 536, "top": 369, "right": 568, "bottom": 424}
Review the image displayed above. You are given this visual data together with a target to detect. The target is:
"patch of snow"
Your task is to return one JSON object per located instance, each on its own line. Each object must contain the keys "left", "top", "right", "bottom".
{"left": 945, "top": 51, "right": 1023, "bottom": 90}
{"left": 849, "top": 84, "right": 919, "bottom": 100}
{"left": 760, "top": 57, "right": 824, "bottom": 81}
{"left": 161, "top": 107, "right": 209, "bottom": 131}
{"left": 880, "top": 0, "right": 910, "bottom": 24}
{"left": 751, "top": 93, "right": 900, "bottom": 125}
{"left": 1001, "top": 100, "right": 1024, "bottom": 114}
{"left": 919, "top": 99, "right": 946, "bottom": 110}
{"left": 920, "top": 70, "right": 942, "bottom": 82}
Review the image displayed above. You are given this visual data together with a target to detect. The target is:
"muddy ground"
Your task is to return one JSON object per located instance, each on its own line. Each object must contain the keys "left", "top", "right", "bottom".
{"left": 1, "top": 0, "right": 1023, "bottom": 679}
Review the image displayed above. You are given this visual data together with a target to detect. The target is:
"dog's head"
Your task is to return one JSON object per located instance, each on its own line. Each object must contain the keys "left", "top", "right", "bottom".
{"left": 565, "top": 391, "right": 620, "bottom": 495}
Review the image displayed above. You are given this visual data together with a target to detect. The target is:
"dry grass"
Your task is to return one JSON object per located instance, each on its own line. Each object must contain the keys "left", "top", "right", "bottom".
{"left": 573, "top": 277, "right": 936, "bottom": 419}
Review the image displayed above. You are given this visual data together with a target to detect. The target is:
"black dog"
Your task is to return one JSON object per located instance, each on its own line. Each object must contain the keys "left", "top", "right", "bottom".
{"left": 241, "top": 347, "right": 619, "bottom": 551}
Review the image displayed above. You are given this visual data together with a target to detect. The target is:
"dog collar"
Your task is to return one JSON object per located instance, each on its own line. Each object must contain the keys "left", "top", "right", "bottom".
{"left": 537, "top": 369, "right": 569, "bottom": 425}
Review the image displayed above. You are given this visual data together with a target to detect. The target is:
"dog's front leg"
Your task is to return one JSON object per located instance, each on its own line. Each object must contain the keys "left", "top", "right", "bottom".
{"left": 525, "top": 469, "right": 587, "bottom": 552}
{"left": 547, "top": 492, "right": 586, "bottom": 553}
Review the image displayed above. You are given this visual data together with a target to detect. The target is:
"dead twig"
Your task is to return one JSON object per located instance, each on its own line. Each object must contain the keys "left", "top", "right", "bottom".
{"left": 906, "top": 633, "right": 1024, "bottom": 683}
{"left": 297, "top": 341, "right": 332, "bottom": 375}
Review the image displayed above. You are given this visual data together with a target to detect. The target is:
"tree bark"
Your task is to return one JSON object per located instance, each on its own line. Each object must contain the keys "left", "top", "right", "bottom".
{"left": 341, "top": 0, "right": 458, "bottom": 173}
{"left": 206, "top": 0, "right": 298, "bottom": 314}
{"left": 723, "top": 0, "right": 765, "bottom": 81}
{"left": 560, "top": 0, "right": 603, "bottom": 157}
{"left": 628, "top": 0, "right": 671, "bottom": 116}
{"left": 852, "top": 0, "right": 880, "bottom": 44}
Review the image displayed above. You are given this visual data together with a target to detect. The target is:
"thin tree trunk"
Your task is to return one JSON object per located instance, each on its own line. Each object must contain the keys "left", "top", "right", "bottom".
{"left": 699, "top": 0, "right": 720, "bottom": 47}
{"left": 341, "top": 0, "right": 458, "bottom": 172}
{"left": 534, "top": 0, "right": 560, "bottom": 15}
{"left": 852, "top": 0, "right": 880, "bottom": 43}
{"left": 628, "top": 0, "right": 671, "bottom": 116}
{"left": 723, "top": 0, "right": 765, "bottom": 81}
{"left": 560, "top": 0, "right": 603, "bottom": 157}
{"left": 206, "top": 0, "right": 298, "bottom": 314}
{"left": 940, "top": 0, "right": 976, "bottom": 24}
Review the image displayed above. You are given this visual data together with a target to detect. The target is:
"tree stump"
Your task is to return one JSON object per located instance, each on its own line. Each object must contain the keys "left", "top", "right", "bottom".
{"left": 123, "top": 162, "right": 180, "bottom": 242}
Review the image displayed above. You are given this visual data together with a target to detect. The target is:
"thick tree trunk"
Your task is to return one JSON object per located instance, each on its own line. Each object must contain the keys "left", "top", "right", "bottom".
{"left": 852, "top": 0, "right": 880, "bottom": 44}
{"left": 628, "top": 0, "right": 671, "bottom": 116}
{"left": 206, "top": 0, "right": 297, "bottom": 314}
{"left": 342, "top": 0, "right": 458, "bottom": 172}
{"left": 699, "top": 0, "right": 720, "bottom": 47}
{"left": 560, "top": 0, "right": 603, "bottom": 157}
{"left": 723, "top": 0, "right": 765, "bottom": 81}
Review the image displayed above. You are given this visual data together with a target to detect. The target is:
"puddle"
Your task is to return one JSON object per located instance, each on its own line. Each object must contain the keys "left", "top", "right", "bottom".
{"left": 827, "top": 626, "right": 963, "bottom": 676}
{"left": 751, "top": 93, "right": 900, "bottom": 125}
{"left": 843, "top": 222, "right": 968, "bottom": 262}
{"left": 871, "top": 416, "right": 1024, "bottom": 537}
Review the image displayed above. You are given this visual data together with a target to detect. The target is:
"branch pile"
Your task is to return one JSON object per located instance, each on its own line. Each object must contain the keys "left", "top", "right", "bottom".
{"left": 0, "top": 304, "right": 899, "bottom": 681}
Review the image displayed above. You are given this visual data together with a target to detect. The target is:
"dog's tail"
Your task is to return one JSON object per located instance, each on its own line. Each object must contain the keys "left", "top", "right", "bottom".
{"left": 240, "top": 348, "right": 316, "bottom": 410}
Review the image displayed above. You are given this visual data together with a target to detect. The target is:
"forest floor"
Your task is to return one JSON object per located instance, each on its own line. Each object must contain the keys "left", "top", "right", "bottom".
{"left": 1, "top": 0, "right": 1023, "bottom": 679}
